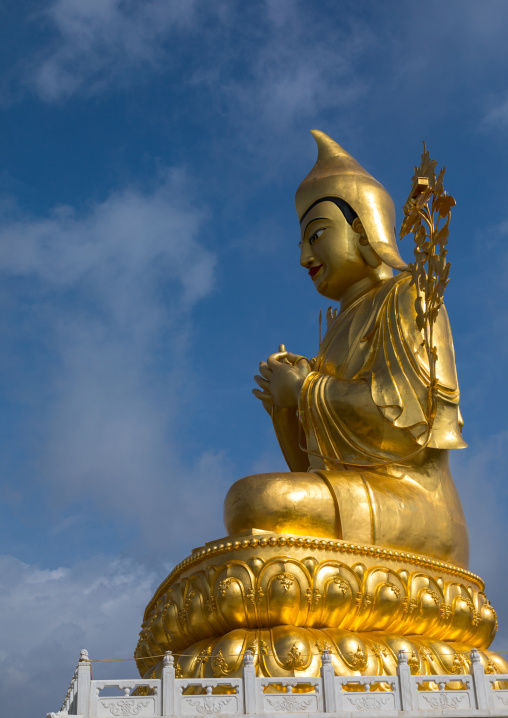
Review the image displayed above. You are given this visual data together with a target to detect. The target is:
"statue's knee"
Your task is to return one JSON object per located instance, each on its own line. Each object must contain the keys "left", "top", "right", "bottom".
{"left": 223, "top": 472, "right": 337, "bottom": 538}
{"left": 223, "top": 473, "right": 280, "bottom": 534}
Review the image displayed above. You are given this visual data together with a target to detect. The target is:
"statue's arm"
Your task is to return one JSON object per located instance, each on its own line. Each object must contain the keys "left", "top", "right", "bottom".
{"left": 271, "top": 405, "right": 310, "bottom": 472}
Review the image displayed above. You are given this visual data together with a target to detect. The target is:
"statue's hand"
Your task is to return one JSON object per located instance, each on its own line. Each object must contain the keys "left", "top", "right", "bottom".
{"left": 253, "top": 346, "right": 311, "bottom": 411}
{"left": 253, "top": 360, "right": 275, "bottom": 415}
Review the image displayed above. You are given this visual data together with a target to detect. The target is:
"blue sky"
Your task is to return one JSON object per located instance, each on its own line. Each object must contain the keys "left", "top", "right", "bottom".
{"left": 1, "top": 1, "right": 508, "bottom": 714}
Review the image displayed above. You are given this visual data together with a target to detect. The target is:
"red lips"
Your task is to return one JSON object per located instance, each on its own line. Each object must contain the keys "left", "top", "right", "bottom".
{"left": 308, "top": 265, "right": 322, "bottom": 278}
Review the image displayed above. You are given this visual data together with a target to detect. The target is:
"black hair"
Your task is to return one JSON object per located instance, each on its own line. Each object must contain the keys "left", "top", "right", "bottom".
{"left": 299, "top": 196, "right": 358, "bottom": 227}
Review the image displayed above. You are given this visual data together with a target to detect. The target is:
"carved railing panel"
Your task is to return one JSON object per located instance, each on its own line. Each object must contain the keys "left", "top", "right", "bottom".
{"left": 258, "top": 677, "right": 322, "bottom": 714}
{"left": 175, "top": 678, "right": 242, "bottom": 716}
{"left": 414, "top": 675, "right": 472, "bottom": 711}
{"left": 489, "top": 673, "right": 508, "bottom": 710}
{"left": 98, "top": 697, "right": 157, "bottom": 717}
{"left": 90, "top": 680, "right": 161, "bottom": 718}
{"left": 336, "top": 676, "right": 399, "bottom": 713}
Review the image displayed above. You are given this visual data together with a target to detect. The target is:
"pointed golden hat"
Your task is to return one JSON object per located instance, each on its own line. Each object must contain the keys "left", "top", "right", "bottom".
{"left": 295, "top": 130, "right": 407, "bottom": 271}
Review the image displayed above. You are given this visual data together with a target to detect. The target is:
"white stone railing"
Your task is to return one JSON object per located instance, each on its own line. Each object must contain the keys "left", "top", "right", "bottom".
{"left": 47, "top": 647, "right": 508, "bottom": 717}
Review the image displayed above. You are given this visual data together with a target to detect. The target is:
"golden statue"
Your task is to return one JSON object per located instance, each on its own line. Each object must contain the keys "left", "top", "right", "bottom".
{"left": 135, "top": 132, "right": 506, "bottom": 681}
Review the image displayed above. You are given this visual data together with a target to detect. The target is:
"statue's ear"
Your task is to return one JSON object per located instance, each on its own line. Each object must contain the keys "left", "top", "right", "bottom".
{"left": 352, "top": 218, "right": 382, "bottom": 268}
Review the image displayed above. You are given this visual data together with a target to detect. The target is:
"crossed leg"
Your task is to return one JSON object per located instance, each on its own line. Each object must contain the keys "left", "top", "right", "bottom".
{"left": 223, "top": 471, "right": 339, "bottom": 538}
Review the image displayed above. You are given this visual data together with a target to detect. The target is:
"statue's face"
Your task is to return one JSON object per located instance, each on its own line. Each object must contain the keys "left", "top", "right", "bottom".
{"left": 299, "top": 200, "right": 367, "bottom": 301}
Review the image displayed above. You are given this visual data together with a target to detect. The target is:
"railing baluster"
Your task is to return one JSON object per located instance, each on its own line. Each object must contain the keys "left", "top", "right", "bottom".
{"left": 76, "top": 649, "right": 91, "bottom": 718}
{"left": 242, "top": 650, "right": 257, "bottom": 714}
{"left": 162, "top": 651, "right": 175, "bottom": 717}
{"left": 470, "top": 648, "right": 489, "bottom": 710}
{"left": 397, "top": 649, "right": 417, "bottom": 712}
{"left": 320, "top": 649, "right": 336, "bottom": 713}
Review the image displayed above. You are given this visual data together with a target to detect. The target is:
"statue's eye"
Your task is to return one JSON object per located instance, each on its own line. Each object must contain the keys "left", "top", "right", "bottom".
{"left": 309, "top": 228, "right": 325, "bottom": 245}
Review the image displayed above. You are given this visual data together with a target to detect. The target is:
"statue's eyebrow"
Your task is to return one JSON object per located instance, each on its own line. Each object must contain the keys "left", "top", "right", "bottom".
{"left": 302, "top": 216, "right": 328, "bottom": 238}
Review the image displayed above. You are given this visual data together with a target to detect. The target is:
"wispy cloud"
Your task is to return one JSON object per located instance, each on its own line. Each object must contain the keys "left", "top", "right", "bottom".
{"left": 28, "top": 0, "right": 200, "bottom": 101}
{"left": 12, "top": 0, "right": 508, "bottom": 153}
{"left": 0, "top": 169, "right": 213, "bottom": 304}
{"left": 186, "top": 3, "right": 372, "bottom": 151}
{"left": 0, "top": 169, "right": 231, "bottom": 559}
{"left": 481, "top": 96, "right": 508, "bottom": 129}
{"left": 24, "top": 0, "right": 372, "bottom": 149}
{"left": 0, "top": 553, "right": 156, "bottom": 716}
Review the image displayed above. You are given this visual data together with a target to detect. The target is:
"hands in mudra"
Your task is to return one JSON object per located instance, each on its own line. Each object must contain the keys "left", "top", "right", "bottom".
{"left": 253, "top": 344, "right": 311, "bottom": 413}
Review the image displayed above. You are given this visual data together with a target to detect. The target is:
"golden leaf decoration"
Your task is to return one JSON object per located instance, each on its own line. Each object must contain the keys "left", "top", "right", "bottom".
{"left": 400, "top": 142, "right": 456, "bottom": 430}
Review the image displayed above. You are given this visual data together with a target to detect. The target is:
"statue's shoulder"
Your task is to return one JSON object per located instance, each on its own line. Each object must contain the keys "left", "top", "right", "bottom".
{"left": 368, "top": 272, "right": 414, "bottom": 318}
{"left": 388, "top": 271, "right": 453, "bottom": 338}
{"left": 378, "top": 271, "right": 458, "bottom": 391}
{"left": 368, "top": 272, "right": 452, "bottom": 351}
{"left": 378, "top": 271, "right": 448, "bottom": 327}
{"left": 352, "top": 273, "right": 413, "bottom": 346}
{"left": 385, "top": 270, "right": 413, "bottom": 297}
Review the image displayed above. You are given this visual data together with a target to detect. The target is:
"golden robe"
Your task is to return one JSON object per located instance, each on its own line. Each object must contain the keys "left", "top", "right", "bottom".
{"left": 272, "top": 273, "right": 469, "bottom": 568}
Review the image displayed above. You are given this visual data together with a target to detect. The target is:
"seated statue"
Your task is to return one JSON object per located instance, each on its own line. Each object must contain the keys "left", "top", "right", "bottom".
{"left": 137, "top": 132, "right": 504, "bottom": 681}
{"left": 224, "top": 130, "right": 469, "bottom": 569}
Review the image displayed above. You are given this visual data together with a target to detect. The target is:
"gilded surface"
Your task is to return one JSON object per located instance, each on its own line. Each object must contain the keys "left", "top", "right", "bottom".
{"left": 231, "top": 131, "right": 468, "bottom": 567}
{"left": 136, "top": 133, "right": 502, "bottom": 679}
{"left": 135, "top": 536, "right": 503, "bottom": 679}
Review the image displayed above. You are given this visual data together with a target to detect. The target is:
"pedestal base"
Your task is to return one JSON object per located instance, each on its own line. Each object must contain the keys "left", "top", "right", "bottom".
{"left": 136, "top": 532, "right": 502, "bottom": 679}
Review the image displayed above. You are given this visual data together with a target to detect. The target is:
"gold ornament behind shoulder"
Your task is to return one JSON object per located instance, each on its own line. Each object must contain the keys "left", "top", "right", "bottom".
{"left": 399, "top": 143, "right": 456, "bottom": 429}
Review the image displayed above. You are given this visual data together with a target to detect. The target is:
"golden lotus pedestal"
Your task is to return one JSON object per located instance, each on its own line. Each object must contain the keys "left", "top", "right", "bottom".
{"left": 135, "top": 532, "right": 506, "bottom": 682}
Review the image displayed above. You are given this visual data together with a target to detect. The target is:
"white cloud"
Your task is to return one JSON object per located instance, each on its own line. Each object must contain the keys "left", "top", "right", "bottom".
{"left": 0, "top": 169, "right": 213, "bottom": 305}
{"left": 14, "top": 0, "right": 508, "bottom": 151}
{"left": 29, "top": 0, "right": 200, "bottom": 101}
{"left": 0, "top": 170, "right": 237, "bottom": 717}
{"left": 0, "top": 553, "right": 156, "bottom": 716}
{"left": 188, "top": 5, "right": 371, "bottom": 147}
{"left": 0, "top": 169, "right": 231, "bottom": 558}
{"left": 482, "top": 96, "right": 508, "bottom": 129}
{"left": 25, "top": 0, "right": 371, "bottom": 140}
{"left": 218, "top": 44, "right": 367, "bottom": 133}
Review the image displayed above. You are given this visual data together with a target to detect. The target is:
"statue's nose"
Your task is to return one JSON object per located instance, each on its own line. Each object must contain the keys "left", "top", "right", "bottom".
{"left": 300, "top": 242, "right": 314, "bottom": 268}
